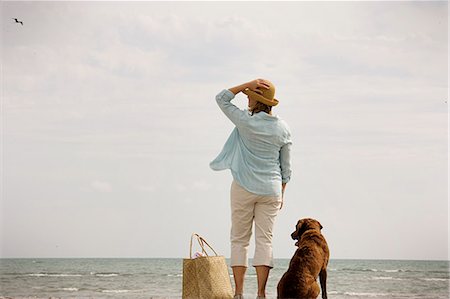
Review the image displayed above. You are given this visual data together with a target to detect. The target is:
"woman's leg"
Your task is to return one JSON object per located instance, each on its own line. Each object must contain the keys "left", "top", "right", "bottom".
{"left": 253, "top": 194, "right": 282, "bottom": 297}
{"left": 232, "top": 266, "right": 247, "bottom": 296}
{"left": 255, "top": 265, "right": 270, "bottom": 297}
{"left": 230, "top": 181, "right": 256, "bottom": 295}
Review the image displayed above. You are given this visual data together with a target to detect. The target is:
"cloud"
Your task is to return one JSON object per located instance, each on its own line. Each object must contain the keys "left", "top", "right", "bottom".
{"left": 191, "top": 180, "right": 211, "bottom": 192}
{"left": 90, "top": 180, "right": 113, "bottom": 193}
{"left": 1, "top": 1, "right": 447, "bottom": 260}
{"left": 135, "top": 184, "right": 156, "bottom": 193}
{"left": 174, "top": 180, "right": 211, "bottom": 193}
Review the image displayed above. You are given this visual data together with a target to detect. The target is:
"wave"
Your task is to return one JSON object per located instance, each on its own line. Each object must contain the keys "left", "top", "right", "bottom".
{"left": 383, "top": 269, "right": 406, "bottom": 273}
{"left": 94, "top": 273, "right": 119, "bottom": 277}
{"left": 339, "top": 268, "right": 410, "bottom": 273}
{"left": 341, "top": 268, "right": 379, "bottom": 272}
{"left": 329, "top": 291, "right": 392, "bottom": 297}
{"left": 27, "top": 272, "right": 123, "bottom": 278}
{"left": 372, "top": 276, "right": 404, "bottom": 280}
{"left": 422, "top": 278, "right": 448, "bottom": 281}
{"left": 61, "top": 287, "right": 79, "bottom": 291}
{"left": 344, "top": 292, "right": 391, "bottom": 297}
{"left": 101, "top": 289, "right": 130, "bottom": 293}
{"left": 336, "top": 267, "right": 449, "bottom": 274}
{"left": 167, "top": 274, "right": 183, "bottom": 277}
{"left": 370, "top": 276, "right": 448, "bottom": 282}
{"left": 27, "top": 273, "right": 82, "bottom": 277}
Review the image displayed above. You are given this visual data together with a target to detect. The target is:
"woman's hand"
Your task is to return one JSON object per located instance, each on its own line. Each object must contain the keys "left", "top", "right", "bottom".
{"left": 228, "top": 79, "right": 271, "bottom": 95}
{"left": 247, "top": 79, "right": 271, "bottom": 94}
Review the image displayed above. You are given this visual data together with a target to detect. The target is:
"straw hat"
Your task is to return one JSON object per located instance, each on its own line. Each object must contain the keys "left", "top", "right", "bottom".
{"left": 242, "top": 80, "right": 279, "bottom": 106}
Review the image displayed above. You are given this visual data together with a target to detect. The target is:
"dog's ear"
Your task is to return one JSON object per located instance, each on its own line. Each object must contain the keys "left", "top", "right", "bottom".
{"left": 319, "top": 222, "right": 323, "bottom": 230}
{"left": 297, "top": 219, "right": 308, "bottom": 238}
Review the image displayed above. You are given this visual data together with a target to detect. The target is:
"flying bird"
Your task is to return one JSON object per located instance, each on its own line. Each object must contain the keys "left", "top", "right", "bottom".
{"left": 12, "top": 18, "right": 23, "bottom": 25}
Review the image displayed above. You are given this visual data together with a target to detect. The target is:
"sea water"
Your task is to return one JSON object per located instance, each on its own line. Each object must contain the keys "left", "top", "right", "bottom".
{"left": 0, "top": 258, "right": 448, "bottom": 298}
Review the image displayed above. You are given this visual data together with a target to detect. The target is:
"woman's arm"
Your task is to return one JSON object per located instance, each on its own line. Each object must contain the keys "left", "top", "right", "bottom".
{"left": 279, "top": 140, "right": 292, "bottom": 210}
{"left": 228, "top": 79, "right": 271, "bottom": 95}
{"left": 215, "top": 89, "right": 246, "bottom": 127}
{"left": 216, "top": 79, "right": 272, "bottom": 127}
{"left": 280, "top": 142, "right": 292, "bottom": 184}
{"left": 280, "top": 183, "right": 287, "bottom": 210}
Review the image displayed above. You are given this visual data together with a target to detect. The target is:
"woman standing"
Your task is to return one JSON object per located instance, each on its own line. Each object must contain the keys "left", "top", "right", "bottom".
{"left": 210, "top": 79, "right": 292, "bottom": 299}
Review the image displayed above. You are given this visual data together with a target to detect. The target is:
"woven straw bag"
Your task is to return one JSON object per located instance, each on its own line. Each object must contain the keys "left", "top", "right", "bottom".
{"left": 182, "top": 233, "right": 234, "bottom": 299}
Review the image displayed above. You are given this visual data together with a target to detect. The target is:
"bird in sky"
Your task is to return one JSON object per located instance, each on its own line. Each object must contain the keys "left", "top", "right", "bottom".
{"left": 12, "top": 18, "right": 23, "bottom": 25}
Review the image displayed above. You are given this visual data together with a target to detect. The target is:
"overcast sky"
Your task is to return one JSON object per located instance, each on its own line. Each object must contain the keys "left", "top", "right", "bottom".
{"left": 1, "top": 1, "right": 448, "bottom": 260}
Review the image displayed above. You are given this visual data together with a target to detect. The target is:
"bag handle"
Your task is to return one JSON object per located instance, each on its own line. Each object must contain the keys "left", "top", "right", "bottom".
{"left": 189, "top": 233, "right": 219, "bottom": 258}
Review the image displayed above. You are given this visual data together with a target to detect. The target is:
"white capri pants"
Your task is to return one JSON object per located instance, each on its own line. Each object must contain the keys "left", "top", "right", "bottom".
{"left": 230, "top": 180, "right": 282, "bottom": 269}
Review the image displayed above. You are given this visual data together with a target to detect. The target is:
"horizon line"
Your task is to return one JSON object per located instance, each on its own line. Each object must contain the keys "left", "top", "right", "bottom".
{"left": 1, "top": 257, "right": 449, "bottom": 262}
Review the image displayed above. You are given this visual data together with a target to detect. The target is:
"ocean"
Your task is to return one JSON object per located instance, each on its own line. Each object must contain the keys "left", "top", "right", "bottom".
{"left": 0, "top": 258, "right": 448, "bottom": 299}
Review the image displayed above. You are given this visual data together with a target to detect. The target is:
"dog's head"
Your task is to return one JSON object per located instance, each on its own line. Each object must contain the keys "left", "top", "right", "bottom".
{"left": 291, "top": 218, "right": 323, "bottom": 246}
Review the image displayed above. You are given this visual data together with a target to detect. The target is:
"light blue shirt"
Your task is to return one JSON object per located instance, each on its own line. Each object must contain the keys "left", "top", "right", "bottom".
{"left": 210, "top": 89, "right": 292, "bottom": 196}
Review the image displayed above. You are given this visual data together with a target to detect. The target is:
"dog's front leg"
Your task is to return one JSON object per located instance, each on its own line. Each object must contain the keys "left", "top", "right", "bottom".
{"left": 319, "top": 268, "right": 327, "bottom": 299}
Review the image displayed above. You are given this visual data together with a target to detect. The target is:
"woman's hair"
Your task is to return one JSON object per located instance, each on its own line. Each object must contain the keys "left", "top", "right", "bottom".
{"left": 250, "top": 101, "right": 272, "bottom": 116}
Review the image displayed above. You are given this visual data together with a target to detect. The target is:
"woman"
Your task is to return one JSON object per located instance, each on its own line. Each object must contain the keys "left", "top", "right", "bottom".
{"left": 210, "top": 79, "right": 292, "bottom": 299}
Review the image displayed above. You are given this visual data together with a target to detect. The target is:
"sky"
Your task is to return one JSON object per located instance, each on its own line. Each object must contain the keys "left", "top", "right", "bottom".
{"left": 1, "top": 1, "right": 448, "bottom": 260}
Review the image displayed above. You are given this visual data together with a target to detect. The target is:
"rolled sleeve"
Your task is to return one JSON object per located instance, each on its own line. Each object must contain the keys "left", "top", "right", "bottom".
{"left": 215, "top": 89, "right": 248, "bottom": 127}
{"left": 279, "top": 141, "right": 292, "bottom": 183}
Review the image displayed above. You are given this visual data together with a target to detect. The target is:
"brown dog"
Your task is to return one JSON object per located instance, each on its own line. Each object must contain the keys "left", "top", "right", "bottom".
{"left": 277, "top": 218, "right": 330, "bottom": 299}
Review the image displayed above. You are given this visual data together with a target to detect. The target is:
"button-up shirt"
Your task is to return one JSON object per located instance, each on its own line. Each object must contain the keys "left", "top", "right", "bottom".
{"left": 210, "top": 89, "right": 292, "bottom": 196}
